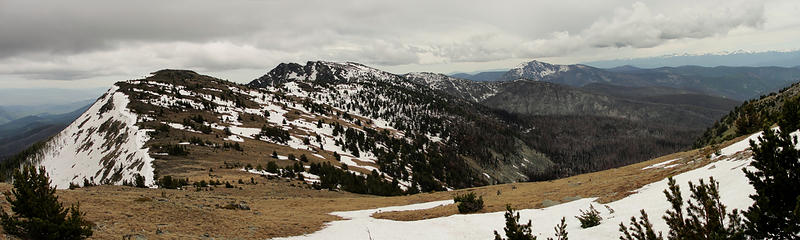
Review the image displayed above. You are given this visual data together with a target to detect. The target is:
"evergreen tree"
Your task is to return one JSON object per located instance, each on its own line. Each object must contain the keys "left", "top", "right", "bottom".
{"left": 550, "top": 217, "right": 568, "bottom": 240}
{"left": 621, "top": 177, "right": 743, "bottom": 240}
{"left": 619, "top": 210, "right": 663, "bottom": 240}
{"left": 665, "top": 177, "right": 744, "bottom": 239}
{"left": 0, "top": 166, "right": 93, "bottom": 239}
{"left": 495, "top": 205, "right": 536, "bottom": 240}
{"left": 744, "top": 123, "right": 800, "bottom": 239}
{"left": 133, "top": 174, "right": 146, "bottom": 188}
{"left": 777, "top": 96, "right": 800, "bottom": 133}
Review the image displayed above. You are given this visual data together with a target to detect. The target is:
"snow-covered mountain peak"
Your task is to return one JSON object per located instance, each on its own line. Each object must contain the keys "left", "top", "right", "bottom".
{"left": 504, "top": 60, "right": 571, "bottom": 81}
{"left": 249, "top": 61, "right": 401, "bottom": 88}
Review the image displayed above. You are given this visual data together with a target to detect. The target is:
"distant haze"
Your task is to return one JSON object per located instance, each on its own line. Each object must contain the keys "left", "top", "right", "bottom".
{"left": 0, "top": 88, "right": 106, "bottom": 106}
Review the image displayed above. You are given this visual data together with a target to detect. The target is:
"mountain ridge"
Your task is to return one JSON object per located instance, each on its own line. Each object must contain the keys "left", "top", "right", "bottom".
{"left": 452, "top": 60, "right": 800, "bottom": 100}
{"left": 1, "top": 60, "right": 751, "bottom": 194}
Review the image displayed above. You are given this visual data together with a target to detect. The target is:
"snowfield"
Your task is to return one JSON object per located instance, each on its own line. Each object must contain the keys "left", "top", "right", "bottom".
{"left": 278, "top": 130, "right": 780, "bottom": 240}
{"left": 34, "top": 85, "right": 155, "bottom": 189}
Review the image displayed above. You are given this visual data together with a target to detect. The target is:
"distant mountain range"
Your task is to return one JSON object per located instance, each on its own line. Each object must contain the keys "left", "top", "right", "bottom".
{"left": 450, "top": 60, "right": 800, "bottom": 101}
{"left": 583, "top": 50, "right": 800, "bottom": 68}
{"left": 0, "top": 103, "right": 91, "bottom": 160}
{"left": 0, "top": 99, "right": 96, "bottom": 124}
{"left": 450, "top": 71, "right": 506, "bottom": 82}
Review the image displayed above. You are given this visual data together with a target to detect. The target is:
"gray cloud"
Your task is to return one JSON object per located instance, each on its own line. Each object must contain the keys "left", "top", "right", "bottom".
{"left": 0, "top": 0, "right": 787, "bottom": 84}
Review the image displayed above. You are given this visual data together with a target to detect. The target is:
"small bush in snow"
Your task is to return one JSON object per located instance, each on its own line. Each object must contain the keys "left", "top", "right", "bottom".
{"left": 575, "top": 204, "right": 602, "bottom": 228}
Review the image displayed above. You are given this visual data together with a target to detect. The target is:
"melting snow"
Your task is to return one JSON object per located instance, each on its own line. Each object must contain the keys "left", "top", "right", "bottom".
{"left": 641, "top": 158, "right": 681, "bottom": 170}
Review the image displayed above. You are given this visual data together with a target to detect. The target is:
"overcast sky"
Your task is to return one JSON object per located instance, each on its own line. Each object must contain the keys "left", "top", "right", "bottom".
{"left": 1, "top": 0, "right": 798, "bottom": 89}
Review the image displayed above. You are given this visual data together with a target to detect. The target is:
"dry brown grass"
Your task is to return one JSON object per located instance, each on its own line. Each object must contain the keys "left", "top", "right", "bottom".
{"left": 0, "top": 170, "right": 441, "bottom": 239}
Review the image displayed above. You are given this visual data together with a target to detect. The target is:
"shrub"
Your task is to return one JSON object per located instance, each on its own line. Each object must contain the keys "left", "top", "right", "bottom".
{"left": 259, "top": 125, "right": 290, "bottom": 143}
{"left": 194, "top": 180, "right": 208, "bottom": 188}
{"left": 0, "top": 166, "right": 93, "bottom": 239}
{"left": 223, "top": 142, "right": 243, "bottom": 151}
{"left": 162, "top": 144, "right": 189, "bottom": 156}
{"left": 575, "top": 204, "right": 602, "bottom": 228}
{"left": 157, "top": 175, "right": 188, "bottom": 189}
{"left": 133, "top": 174, "right": 147, "bottom": 188}
{"left": 454, "top": 192, "right": 484, "bottom": 214}
{"left": 266, "top": 161, "right": 279, "bottom": 174}
{"left": 82, "top": 178, "right": 95, "bottom": 187}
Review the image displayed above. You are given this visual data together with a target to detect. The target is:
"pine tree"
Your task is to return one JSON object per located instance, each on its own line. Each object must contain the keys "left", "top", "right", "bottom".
{"left": 619, "top": 210, "right": 663, "bottom": 240}
{"left": 744, "top": 124, "right": 800, "bottom": 238}
{"left": 133, "top": 173, "right": 146, "bottom": 188}
{"left": 0, "top": 166, "right": 93, "bottom": 239}
{"left": 777, "top": 96, "right": 800, "bottom": 133}
{"left": 494, "top": 205, "right": 536, "bottom": 240}
{"left": 619, "top": 177, "right": 744, "bottom": 239}
{"left": 493, "top": 207, "right": 569, "bottom": 240}
{"left": 663, "top": 177, "right": 744, "bottom": 239}
{"left": 550, "top": 217, "right": 568, "bottom": 240}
